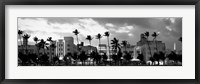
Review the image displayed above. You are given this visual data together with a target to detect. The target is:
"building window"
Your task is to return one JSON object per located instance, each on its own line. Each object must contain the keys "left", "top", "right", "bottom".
{"left": 67, "top": 44, "right": 70, "bottom": 47}
{"left": 67, "top": 49, "right": 70, "bottom": 51}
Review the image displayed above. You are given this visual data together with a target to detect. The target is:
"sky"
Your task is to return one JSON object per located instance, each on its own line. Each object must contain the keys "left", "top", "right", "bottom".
{"left": 18, "top": 17, "right": 182, "bottom": 50}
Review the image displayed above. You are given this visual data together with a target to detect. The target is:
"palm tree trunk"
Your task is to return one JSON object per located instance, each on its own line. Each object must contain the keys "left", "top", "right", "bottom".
{"left": 155, "top": 39, "right": 158, "bottom": 52}
{"left": 26, "top": 43, "right": 28, "bottom": 54}
{"left": 19, "top": 35, "right": 24, "bottom": 54}
{"left": 76, "top": 35, "right": 79, "bottom": 45}
{"left": 89, "top": 41, "right": 92, "bottom": 66}
{"left": 99, "top": 39, "right": 101, "bottom": 54}
{"left": 147, "top": 40, "right": 152, "bottom": 57}
{"left": 107, "top": 37, "right": 111, "bottom": 65}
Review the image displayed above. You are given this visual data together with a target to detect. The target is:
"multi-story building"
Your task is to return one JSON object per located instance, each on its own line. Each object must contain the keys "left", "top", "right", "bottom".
{"left": 57, "top": 39, "right": 64, "bottom": 57}
{"left": 136, "top": 34, "right": 166, "bottom": 62}
{"left": 64, "top": 37, "right": 76, "bottom": 55}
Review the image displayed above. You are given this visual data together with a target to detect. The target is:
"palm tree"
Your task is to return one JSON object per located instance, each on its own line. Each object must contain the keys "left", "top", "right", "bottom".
{"left": 111, "top": 38, "right": 121, "bottom": 54}
{"left": 121, "top": 40, "right": 128, "bottom": 52}
{"left": 179, "top": 37, "right": 182, "bottom": 42}
{"left": 144, "top": 32, "right": 152, "bottom": 57}
{"left": 104, "top": 31, "right": 110, "bottom": 59}
{"left": 22, "top": 33, "right": 30, "bottom": 54}
{"left": 18, "top": 30, "right": 24, "bottom": 54}
{"left": 86, "top": 35, "right": 93, "bottom": 65}
{"left": 33, "top": 36, "right": 40, "bottom": 55}
{"left": 73, "top": 29, "right": 80, "bottom": 45}
{"left": 111, "top": 37, "right": 121, "bottom": 65}
{"left": 96, "top": 33, "right": 103, "bottom": 54}
{"left": 86, "top": 35, "right": 93, "bottom": 52}
{"left": 47, "top": 37, "right": 54, "bottom": 62}
{"left": 38, "top": 39, "right": 48, "bottom": 54}
{"left": 152, "top": 32, "right": 159, "bottom": 52}
{"left": 18, "top": 30, "right": 23, "bottom": 46}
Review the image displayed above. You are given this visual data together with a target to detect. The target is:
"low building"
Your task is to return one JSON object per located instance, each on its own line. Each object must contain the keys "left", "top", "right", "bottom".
{"left": 18, "top": 45, "right": 37, "bottom": 54}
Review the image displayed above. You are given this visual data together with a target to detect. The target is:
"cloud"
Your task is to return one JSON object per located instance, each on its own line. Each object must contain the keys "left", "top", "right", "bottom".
{"left": 105, "top": 23, "right": 114, "bottom": 27}
{"left": 110, "top": 25, "right": 134, "bottom": 33}
{"left": 18, "top": 18, "right": 109, "bottom": 46}
{"left": 18, "top": 17, "right": 182, "bottom": 50}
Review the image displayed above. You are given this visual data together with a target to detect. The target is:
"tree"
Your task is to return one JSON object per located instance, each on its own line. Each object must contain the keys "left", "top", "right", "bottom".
{"left": 111, "top": 37, "right": 121, "bottom": 53}
{"left": 73, "top": 29, "right": 80, "bottom": 45}
{"left": 179, "top": 37, "right": 182, "bottom": 42}
{"left": 96, "top": 33, "right": 103, "bottom": 54}
{"left": 33, "top": 36, "right": 40, "bottom": 56}
{"left": 22, "top": 33, "right": 30, "bottom": 54}
{"left": 167, "top": 51, "right": 178, "bottom": 64}
{"left": 152, "top": 32, "right": 159, "bottom": 52}
{"left": 104, "top": 31, "right": 110, "bottom": 59}
{"left": 153, "top": 52, "right": 160, "bottom": 65}
{"left": 47, "top": 37, "right": 53, "bottom": 61}
{"left": 86, "top": 35, "right": 93, "bottom": 53}
{"left": 137, "top": 53, "right": 144, "bottom": 62}
{"left": 18, "top": 30, "right": 23, "bottom": 46}
{"left": 121, "top": 40, "right": 128, "bottom": 52}
{"left": 38, "top": 39, "right": 49, "bottom": 54}
{"left": 111, "top": 37, "right": 121, "bottom": 65}
{"left": 144, "top": 32, "right": 152, "bottom": 57}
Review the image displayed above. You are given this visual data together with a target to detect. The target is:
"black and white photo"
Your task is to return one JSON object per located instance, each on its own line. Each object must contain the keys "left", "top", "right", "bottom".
{"left": 17, "top": 17, "right": 182, "bottom": 66}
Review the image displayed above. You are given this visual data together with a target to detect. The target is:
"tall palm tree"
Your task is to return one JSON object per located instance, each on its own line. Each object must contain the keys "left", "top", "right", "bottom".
{"left": 18, "top": 30, "right": 24, "bottom": 54}
{"left": 18, "top": 30, "right": 23, "bottom": 46}
{"left": 47, "top": 37, "right": 53, "bottom": 61}
{"left": 104, "top": 31, "right": 110, "bottom": 59}
{"left": 22, "top": 33, "right": 30, "bottom": 54}
{"left": 96, "top": 33, "right": 103, "bottom": 54}
{"left": 33, "top": 36, "right": 40, "bottom": 55}
{"left": 73, "top": 29, "right": 80, "bottom": 45}
{"left": 86, "top": 35, "right": 93, "bottom": 65}
{"left": 144, "top": 31, "right": 152, "bottom": 57}
{"left": 152, "top": 32, "right": 159, "bottom": 52}
{"left": 121, "top": 40, "right": 128, "bottom": 52}
{"left": 86, "top": 35, "right": 93, "bottom": 52}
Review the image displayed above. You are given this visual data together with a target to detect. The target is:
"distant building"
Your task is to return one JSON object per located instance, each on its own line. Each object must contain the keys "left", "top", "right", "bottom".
{"left": 81, "top": 45, "right": 97, "bottom": 55}
{"left": 18, "top": 37, "right": 37, "bottom": 54}
{"left": 64, "top": 37, "right": 76, "bottom": 55}
{"left": 57, "top": 39, "right": 64, "bottom": 57}
{"left": 18, "top": 45, "right": 37, "bottom": 54}
{"left": 121, "top": 44, "right": 135, "bottom": 58}
{"left": 136, "top": 34, "right": 166, "bottom": 62}
{"left": 98, "top": 44, "right": 107, "bottom": 55}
